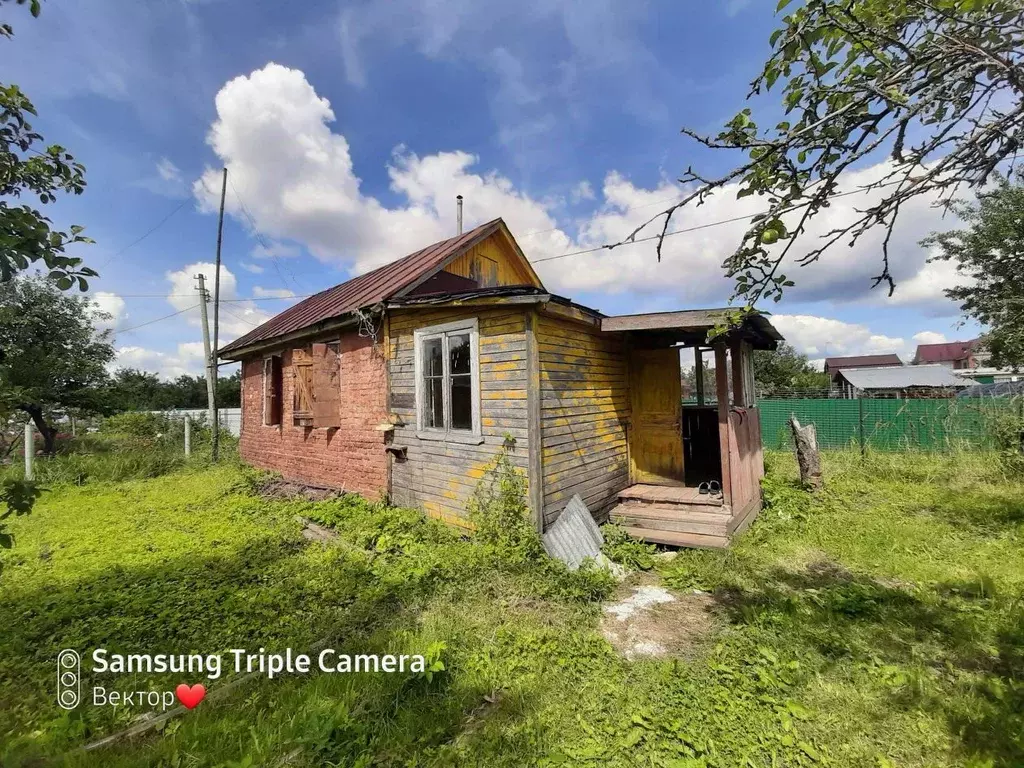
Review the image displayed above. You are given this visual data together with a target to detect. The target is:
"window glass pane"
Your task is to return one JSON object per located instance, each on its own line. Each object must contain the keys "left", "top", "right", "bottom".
{"left": 450, "top": 374, "right": 472, "bottom": 430}
{"left": 423, "top": 338, "right": 443, "bottom": 377}
{"left": 449, "top": 333, "right": 471, "bottom": 375}
{"left": 424, "top": 376, "right": 444, "bottom": 428}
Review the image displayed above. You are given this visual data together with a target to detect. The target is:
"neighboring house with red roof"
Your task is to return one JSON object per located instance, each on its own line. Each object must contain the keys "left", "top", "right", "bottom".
{"left": 912, "top": 340, "right": 982, "bottom": 370}
{"left": 823, "top": 354, "right": 902, "bottom": 384}
{"left": 219, "top": 217, "right": 784, "bottom": 548}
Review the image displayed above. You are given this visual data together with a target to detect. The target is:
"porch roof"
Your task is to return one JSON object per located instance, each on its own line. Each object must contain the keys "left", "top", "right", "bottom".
{"left": 599, "top": 308, "right": 783, "bottom": 350}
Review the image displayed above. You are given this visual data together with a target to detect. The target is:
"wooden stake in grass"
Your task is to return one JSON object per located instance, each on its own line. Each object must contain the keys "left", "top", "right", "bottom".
{"left": 789, "top": 416, "right": 822, "bottom": 490}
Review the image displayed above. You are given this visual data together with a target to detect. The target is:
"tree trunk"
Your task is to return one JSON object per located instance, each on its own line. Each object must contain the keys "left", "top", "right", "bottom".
{"left": 789, "top": 416, "right": 822, "bottom": 489}
{"left": 20, "top": 405, "right": 57, "bottom": 457}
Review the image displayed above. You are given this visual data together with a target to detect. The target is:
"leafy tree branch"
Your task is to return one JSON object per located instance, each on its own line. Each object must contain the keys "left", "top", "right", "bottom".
{"left": 1, "top": 0, "right": 94, "bottom": 289}
{"left": 614, "top": 0, "right": 1023, "bottom": 308}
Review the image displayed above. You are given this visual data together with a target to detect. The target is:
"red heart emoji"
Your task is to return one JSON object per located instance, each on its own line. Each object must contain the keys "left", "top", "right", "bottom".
{"left": 175, "top": 683, "right": 206, "bottom": 710}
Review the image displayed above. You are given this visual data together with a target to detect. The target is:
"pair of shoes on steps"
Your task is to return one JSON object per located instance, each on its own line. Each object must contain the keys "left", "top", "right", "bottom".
{"left": 697, "top": 481, "right": 722, "bottom": 497}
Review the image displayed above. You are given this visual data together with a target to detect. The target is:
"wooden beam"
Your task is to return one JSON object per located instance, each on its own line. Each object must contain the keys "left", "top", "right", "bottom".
{"left": 714, "top": 344, "right": 732, "bottom": 507}
{"left": 694, "top": 347, "right": 705, "bottom": 406}
{"left": 730, "top": 339, "right": 745, "bottom": 407}
{"left": 525, "top": 309, "right": 544, "bottom": 533}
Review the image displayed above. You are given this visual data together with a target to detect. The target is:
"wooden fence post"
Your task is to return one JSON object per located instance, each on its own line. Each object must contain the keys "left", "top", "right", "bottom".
{"left": 24, "top": 424, "right": 34, "bottom": 481}
{"left": 789, "top": 416, "right": 822, "bottom": 489}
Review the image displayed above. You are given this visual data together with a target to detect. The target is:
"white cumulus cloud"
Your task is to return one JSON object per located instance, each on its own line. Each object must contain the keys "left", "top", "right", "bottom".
{"left": 91, "top": 291, "right": 126, "bottom": 330}
{"left": 193, "top": 63, "right": 968, "bottom": 314}
{"left": 771, "top": 314, "right": 907, "bottom": 360}
{"left": 165, "top": 261, "right": 275, "bottom": 341}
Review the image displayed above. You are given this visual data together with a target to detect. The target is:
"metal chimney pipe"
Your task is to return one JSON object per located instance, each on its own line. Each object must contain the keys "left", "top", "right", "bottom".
{"left": 456, "top": 195, "right": 463, "bottom": 235}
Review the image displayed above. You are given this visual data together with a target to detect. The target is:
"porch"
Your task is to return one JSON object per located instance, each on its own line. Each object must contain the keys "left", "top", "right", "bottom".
{"left": 599, "top": 309, "right": 782, "bottom": 549}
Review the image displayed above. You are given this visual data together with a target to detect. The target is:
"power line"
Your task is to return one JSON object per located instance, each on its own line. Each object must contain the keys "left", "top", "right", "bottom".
{"left": 517, "top": 192, "right": 687, "bottom": 240}
{"left": 532, "top": 211, "right": 761, "bottom": 264}
{"left": 107, "top": 293, "right": 310, "bottom": 301}
{"left": 98, "top": 197, "right": 192, "bottom": 270}
{"left": 531, "top": 183, "right": 895, "bottom": 265}
{"left": 111, "top": 305, "right": 198, "bottom": 336}
{"left": 219, "top": 304, "right": 262, "bottom": 328}
{"left": 227, "top": 176, "right": 304, "bottom": 293}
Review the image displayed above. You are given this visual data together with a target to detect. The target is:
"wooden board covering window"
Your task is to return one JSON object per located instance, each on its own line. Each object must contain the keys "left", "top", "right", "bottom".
{"left": 292, "top": 346, "right": 314, "bottom": 425}
{"left": 263, "top": 356, "right": 282, "bottom": 426}
{"left": 311, "top": 341, "right": 341, "bottom": 428}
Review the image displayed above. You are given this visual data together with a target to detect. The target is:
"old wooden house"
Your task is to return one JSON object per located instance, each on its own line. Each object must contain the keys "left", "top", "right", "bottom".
{"left": 220, "top": 219, "right": 782, "bottom": 548}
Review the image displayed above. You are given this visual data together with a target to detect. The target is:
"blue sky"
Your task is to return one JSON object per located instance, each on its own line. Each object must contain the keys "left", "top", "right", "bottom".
{"left": 1, "top": 0, "right": 977, "bottom": 377}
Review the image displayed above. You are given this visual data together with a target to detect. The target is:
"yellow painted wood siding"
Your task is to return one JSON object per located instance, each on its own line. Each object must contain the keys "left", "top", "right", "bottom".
{"left": 388, "top": 306, "right": 531, "bottom": 528}
{"left": 537, "top": 313, "right": 630, "bottom": 527}
{"left": 443, "top": 235, "right": 540, "bottom": 288}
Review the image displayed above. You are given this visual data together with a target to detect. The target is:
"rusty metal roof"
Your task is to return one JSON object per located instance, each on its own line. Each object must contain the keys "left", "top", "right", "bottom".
{"left": 221, "top": 218, "right": 505, "bottom": 356}
{"left": 823, "top": 354, "right": 903, "bottom": 372}
{"left": 913, "top": 339, "right": 978, "bottom": 364}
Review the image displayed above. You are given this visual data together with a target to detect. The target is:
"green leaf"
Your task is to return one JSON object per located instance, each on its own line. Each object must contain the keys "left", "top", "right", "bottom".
{"left": 776, "top": 0, "right": 793, "bottom": 10}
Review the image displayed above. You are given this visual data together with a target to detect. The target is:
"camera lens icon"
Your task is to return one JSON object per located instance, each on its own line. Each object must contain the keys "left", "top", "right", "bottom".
{"left": 56, "top": 649, "right": 80, "bottom": 710}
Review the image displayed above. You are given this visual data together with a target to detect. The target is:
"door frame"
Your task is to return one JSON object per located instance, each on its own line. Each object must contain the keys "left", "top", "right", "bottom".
{"left": 627, "top": 347, "right": 685, "bottom": 486}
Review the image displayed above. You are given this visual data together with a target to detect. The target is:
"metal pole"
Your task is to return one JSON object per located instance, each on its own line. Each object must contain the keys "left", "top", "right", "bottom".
{"left": 211, "top": 167, "right": 227, "bottom": 463}
{"left": 858, "top": 396, "right": 866, "bottom": 457}
{"left": 197, "top": 274, "right": 216, "bottom": 442}
{"left": 184, "top": 416, "right": 191, "bottom": 457}
{"left": 24, "top": 423, "right": 33, "bottom": 480}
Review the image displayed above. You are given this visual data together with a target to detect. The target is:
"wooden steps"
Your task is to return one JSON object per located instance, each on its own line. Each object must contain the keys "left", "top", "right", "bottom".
{"left": 610, "top": 483, "right": 759, "bottom": 550}
{"left": 618, "top": 526, "right": 730, "bottom": 550}
{"left": 617, "top": 484, "right": 724, "bottom": 507}
{"left": 610, "top": 503, "right": 730, "bottom": 537}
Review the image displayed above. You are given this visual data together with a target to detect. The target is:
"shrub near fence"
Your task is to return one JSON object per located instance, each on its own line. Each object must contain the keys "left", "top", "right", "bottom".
{"left": 759, "top": 396, "right": 1024, "bottom": 451}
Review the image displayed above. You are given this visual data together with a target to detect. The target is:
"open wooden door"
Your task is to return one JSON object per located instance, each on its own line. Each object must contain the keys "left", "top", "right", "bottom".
{"left": 629, "top": 348, "right": 684, "bottom": 485}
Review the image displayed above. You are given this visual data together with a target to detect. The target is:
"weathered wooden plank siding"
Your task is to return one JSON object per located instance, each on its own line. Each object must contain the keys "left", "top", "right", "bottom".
{"left": 537, "top": 313, "right": 630, "bottom": 527}
{"left": 388, "top": 306, "right": 531, "bottom": 528}
{"left": 443, "top": 236, "right": 539, "bottom": 288}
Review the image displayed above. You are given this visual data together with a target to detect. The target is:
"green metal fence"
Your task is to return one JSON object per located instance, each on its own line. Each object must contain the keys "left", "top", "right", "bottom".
{"left": 759, "top": 397, "right": 1023, "bottom": 451}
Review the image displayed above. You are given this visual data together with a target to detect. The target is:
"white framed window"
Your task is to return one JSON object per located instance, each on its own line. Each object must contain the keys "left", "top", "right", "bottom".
{"left": 414, "top": 318, "right": 481, "bottom": 443}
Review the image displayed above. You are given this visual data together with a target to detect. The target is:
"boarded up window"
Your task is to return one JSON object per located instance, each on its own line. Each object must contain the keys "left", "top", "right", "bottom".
{"left": 311, "top": 341, "right": 341, "bottom": 428}
{"left": 292, "top": 346, "right": 314, "bottom": 426}
{"left": 262, "top": 356, "right": 282, "bottom": 426}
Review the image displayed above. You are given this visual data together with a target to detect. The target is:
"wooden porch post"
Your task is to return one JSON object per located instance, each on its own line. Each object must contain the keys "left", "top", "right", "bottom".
{"left": 730, "top": 339, "right": 746, "bottom": 407}
{"left": 694, "top": 347, "right": 705, "bottom": 406}
{"left": 714, "top": 344, "right": 732, "bottom": 506}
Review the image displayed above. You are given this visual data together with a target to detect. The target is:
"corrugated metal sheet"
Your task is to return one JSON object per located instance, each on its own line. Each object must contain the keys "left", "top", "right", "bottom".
{"left": 220, "top": 218, "right": 504, "bottom": 355}
{"left": 542, "top": 494, "right": 604, "bottom": 570}
{"left": 839, "top": 364, "right": 970, "bottom": 389}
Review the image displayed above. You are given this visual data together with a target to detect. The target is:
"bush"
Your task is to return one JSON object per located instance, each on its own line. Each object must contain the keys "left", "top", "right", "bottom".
{"left": 101, "top": 411, "right": 171, "bottom": 438}
{"left": 467, "top": 438, "right": 544, "bottom": 562}
{"left": 986, "top": 399, "right": 1024, "bottom": 476}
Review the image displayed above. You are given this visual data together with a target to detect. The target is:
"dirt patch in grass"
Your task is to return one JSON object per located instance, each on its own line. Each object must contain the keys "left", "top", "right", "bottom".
{"left": 600, "top": 574, "right": 719, "bottom": 660}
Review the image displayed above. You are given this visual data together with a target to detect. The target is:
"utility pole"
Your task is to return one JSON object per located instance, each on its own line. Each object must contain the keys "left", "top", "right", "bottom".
{"left": 197, "top": 274, "right": 216, "bottom": 442}
{"left": 211, "top": 166, "right": 228, "bottom": 462}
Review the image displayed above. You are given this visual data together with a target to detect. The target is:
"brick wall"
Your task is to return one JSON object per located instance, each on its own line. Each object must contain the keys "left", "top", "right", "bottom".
{"left": 239, "top": 331, "right": 389, "bottom": 497}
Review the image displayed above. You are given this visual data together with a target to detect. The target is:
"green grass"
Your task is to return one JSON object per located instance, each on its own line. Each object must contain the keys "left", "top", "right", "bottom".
{"left": 0, "top": 448, "right": 1022, "bottom": 767}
